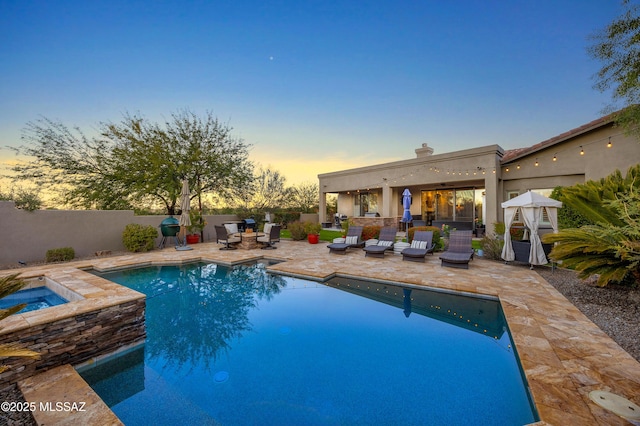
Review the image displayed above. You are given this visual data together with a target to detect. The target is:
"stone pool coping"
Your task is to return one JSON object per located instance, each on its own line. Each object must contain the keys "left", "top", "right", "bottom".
{"left": 3, "top": 240, "right": 640, "bottom": 425}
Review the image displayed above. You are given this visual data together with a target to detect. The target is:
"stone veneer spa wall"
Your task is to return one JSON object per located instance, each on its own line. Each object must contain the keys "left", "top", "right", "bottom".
{"left": 0, "top": 271, "right": 146, "bottom": 392}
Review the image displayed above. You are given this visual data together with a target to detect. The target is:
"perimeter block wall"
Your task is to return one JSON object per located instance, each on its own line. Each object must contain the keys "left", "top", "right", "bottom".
{"left": 0, "top": 201, "right": 240, "bottom": 265}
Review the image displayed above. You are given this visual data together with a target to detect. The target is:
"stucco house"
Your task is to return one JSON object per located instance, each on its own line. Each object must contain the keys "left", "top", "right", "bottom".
{"left": 318, "top": 113, "right": 640, "bottom": 233}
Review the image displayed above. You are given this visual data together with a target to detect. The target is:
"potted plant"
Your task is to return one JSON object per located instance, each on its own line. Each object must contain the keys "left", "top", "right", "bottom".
{"left": 304, "top": 222, "right": 322, "bottom": 244}
{"left": 440, "top": 224, "right": 455, "bottom": 250}
{"left": 186, "top": 211, "right": 206, "bottom": 244}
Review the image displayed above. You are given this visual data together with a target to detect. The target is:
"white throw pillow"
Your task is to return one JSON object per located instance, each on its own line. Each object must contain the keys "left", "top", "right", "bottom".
{"left": 378, "top": 240, "right": 393, "bottom": 247}
{"left": 225, "top": 223, "right": 238, "bottom": 234}
{"left": 346, "top": 236, "right": 358, "bottom": 245}
{"left": 410, "top": 240, "right": 428, "bottom": 249}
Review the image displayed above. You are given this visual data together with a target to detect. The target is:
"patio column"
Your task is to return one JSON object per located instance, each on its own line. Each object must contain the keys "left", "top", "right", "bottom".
{"left": 319, "top": 189, "right": 326, "bottom": 223}
{"left": 484, "top": 172, "right": 499, "bottom": 229}
{"left": 382, "top": 184, "right": 392, "bottom": 217}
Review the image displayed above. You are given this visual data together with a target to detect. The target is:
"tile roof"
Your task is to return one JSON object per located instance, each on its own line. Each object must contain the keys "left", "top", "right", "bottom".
{"left": 501, "top": 113, "right": 616, "bottom": 163}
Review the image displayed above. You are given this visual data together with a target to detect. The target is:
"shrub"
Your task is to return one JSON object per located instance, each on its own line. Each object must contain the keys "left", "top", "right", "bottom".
{"left": 122, "top": 224, "right": 158, "bottom": 252}
{"left": 408, "top": 226, "right": 442, "bottom": 248}
{"left": 0, "top": 188, "right": 42, "bottom": 212}
{"left": 361, "top": 225, "right": 381, "bottom": 240}
{"left": 550, "top": 186, "right": 594, "bottom": 229}
{"left": 287, "top": 221, "right": 307, "bottom": 240}
{"left": 303, "top": 222, "right": 322, "bottom": 235}
{"left": 480, "top": 234, "right": 504, "bottom": 260}
{"left": 274, "top": 212, "right": 300, "bottom": 228}
{"left": 510, "top": 222, "right": 526, "bottom": 240}
{"left": 187, "top": 210, "right": 206, "bottom": 234}
{"left": 45, "top": 247, "right": 75, "bottom": 263}
{"left": 493, "top": 221, "right": 525, "bottom": 240}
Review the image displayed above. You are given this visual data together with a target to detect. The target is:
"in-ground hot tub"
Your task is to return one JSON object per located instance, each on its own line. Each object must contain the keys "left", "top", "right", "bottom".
{"left": 0, "top": 276, "right": 84, "bottom": 313}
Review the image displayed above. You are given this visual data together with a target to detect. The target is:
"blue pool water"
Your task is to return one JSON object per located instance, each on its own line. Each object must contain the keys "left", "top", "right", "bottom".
{"left": 0, "top": 286, "right": 68, "bottom": 313}
{"left": 83, "top": 262, "right": 538, "bottom": 425}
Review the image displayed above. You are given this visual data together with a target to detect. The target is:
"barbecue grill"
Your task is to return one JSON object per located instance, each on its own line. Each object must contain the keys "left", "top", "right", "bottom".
{"left": 242, "top": 218, "right": 257, "bottom": 232}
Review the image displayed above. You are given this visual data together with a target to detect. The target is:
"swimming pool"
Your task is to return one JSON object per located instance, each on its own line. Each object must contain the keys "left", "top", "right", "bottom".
{"left": 83, "top": 262, "right": 538, "bottom": 425}
{"left": 0, "top": 286, "right": 68, "bottom": 313}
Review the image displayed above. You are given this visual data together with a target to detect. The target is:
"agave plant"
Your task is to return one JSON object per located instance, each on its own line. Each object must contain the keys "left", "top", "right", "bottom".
{"left": 0, "top": 273, "right": 40, "bottom": 373}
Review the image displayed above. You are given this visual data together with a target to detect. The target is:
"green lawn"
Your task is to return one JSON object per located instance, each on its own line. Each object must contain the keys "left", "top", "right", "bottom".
{"left": 280, "top": 229, "right": 342, "bottom": 242}
{"left": 280, "top": 229, "right": 483, "bottom": 248}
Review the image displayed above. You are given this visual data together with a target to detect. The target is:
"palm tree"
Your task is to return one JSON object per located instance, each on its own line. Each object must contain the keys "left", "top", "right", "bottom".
{"left": 0, "top": 273, "right": 40, "bottom": 373}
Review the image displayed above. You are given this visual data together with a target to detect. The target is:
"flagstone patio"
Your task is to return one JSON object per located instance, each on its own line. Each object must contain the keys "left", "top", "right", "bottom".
{"left": 4, "top": 239, "right": 640, "bottom": 425}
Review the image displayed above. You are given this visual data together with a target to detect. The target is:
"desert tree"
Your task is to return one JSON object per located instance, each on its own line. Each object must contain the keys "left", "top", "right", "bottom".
{"left": 11, "top": 117, "right": 130, "bottom": 210}
{"left": 588, "top": 0, "right": 640, "bottom": 138}
{"left": 12, "top": 110, "right": 254, "bottom": 214}
{"left": 235, "top": 165, "right": 289, "bottom": 211}
{"left": 287, "top": 181, "right": 319, "bottom": 213}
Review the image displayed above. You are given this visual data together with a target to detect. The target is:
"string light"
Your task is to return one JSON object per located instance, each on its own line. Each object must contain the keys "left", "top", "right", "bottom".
{"left": 324, "top": 131, "right": 619, "bottom": 193}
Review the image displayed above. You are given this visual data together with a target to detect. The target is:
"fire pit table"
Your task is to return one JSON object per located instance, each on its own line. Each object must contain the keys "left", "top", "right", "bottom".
{"left": 238, "top": 231, "right": 263, "bottom": 250}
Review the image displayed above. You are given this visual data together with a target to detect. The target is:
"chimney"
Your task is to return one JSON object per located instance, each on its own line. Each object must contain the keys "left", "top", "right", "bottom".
{"left": 415, "top": 143, "right": 434, "bottom": 158}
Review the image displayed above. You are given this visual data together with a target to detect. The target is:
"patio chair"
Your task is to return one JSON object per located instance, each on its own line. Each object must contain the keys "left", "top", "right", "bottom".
{"left": 215, "top": 225, "right": 241, "bottom": 250}
{"left": 257, "top": 223, "right": 281, "bottom": 249}
{"left": 327, "top": 226, "right": 364, "bottom": 255}
{"left": 363, "top": 226, "right": 397, "bottom": 258}
{"left": 401, "top": 231, "right": 435, "bottom": 262}
{"left": 224, "top": 223, "right": 240, "bottom": 236}
{"left": 439, "top": 230, "right": 474, "bottom": 269}
{"left": 412, "top": 220, "right": 427, "bottom": 227}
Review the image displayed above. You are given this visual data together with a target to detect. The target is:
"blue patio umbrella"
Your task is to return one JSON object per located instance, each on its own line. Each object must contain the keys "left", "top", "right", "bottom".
{"left": 401, "top": 189, "right": 412, "bottom": 223}
{"left": 403, "top": 288, "right": 412, "bottom": 318}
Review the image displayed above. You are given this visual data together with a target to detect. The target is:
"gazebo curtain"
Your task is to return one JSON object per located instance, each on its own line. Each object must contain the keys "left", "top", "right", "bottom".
{"left": 521, "top": 207, "right": 547, "bottom": 265}
{"left": 501, "top": 207, "right": 517, "bottom": 261}
{"left": 546, "top": 206, "right": 559, "bottom": 233}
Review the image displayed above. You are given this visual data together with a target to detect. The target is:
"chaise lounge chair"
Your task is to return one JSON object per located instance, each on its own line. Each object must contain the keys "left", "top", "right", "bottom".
{"left": 327, "top": 226, "right": 364, "bottom": 255}
{"left": 401, "top": 231, "right": 435, "bottom": 262}
{"left": 215, "top": 225, "right": 241, "bottom": 250}
{"left": 439, "top": 230, "right": 474, "bottom": 269}
{"left": 363, "top": 226, "right": 397, "bottom": 258}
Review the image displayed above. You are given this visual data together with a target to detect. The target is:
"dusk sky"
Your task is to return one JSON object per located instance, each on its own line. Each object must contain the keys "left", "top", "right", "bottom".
{"left": 0, "top": 1, "right": 625, "bottom": 188}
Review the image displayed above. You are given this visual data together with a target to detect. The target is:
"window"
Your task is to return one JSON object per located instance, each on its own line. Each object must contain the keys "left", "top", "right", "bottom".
{"left": 506, "top": 191, "right": 520, "bottom": 221}
{"left": 531, "top": 189, "right": 554, "bottom": 225}
{"left": 435, "top": 190, "right": 454, "bottom": 221}
{"left": 357, "top": 192, "right": 378, "bottom": 216}
{"left": 455, "top": 189, "right": 474, "bottom": 221}
{"left": 424, "top": 188, "right": 483, "bottom": 224}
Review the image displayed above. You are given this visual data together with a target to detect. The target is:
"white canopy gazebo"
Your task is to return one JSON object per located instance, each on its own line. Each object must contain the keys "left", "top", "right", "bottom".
{"left": 501, "top": 191, "right": 562, "bottom": 266}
